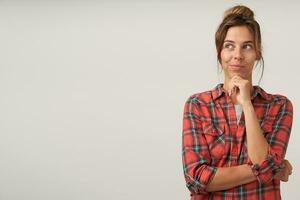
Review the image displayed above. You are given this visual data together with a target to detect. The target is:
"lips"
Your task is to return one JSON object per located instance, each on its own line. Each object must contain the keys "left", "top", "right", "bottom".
{"left": 229, "top": 64, "right": 244, "bottom": 70}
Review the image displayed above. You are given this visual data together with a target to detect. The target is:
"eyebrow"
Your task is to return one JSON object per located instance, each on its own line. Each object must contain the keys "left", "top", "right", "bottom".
{"left": 224, "top": 40, "right": 254, "bottom": 44}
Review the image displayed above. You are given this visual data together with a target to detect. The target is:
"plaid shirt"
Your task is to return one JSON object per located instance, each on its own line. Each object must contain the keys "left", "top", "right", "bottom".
{"left": 182, "top": 83, "right": 293, "bottom": 200}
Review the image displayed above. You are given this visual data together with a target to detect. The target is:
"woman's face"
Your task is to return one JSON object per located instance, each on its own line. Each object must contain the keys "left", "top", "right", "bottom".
{"left": 220, "top": 26, "right": 258, "bottom": 80}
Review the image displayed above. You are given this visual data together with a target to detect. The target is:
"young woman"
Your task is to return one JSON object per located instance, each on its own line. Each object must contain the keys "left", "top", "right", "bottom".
{"left": 182, "top": 5, "right": 293, "bottom": 199}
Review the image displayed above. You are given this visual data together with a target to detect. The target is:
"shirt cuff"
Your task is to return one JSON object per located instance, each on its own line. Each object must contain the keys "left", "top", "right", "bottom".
{"left": 247, "top": 155, "right": 285, "bottom": 184}
{"left": 186, "top": 165, "right": 217, "bottom": 194}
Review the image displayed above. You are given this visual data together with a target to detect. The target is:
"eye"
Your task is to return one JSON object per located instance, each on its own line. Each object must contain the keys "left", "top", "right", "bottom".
{"left": 243, "top": 44, "right": 253, "bottom": 49}
{"left": 224, "top": 43, "right": 234, "bottom": 50}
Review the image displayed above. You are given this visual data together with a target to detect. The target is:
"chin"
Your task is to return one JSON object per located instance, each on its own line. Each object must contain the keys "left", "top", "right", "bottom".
{"left": 230, "top": 72, "right": 245, "bottom": 78}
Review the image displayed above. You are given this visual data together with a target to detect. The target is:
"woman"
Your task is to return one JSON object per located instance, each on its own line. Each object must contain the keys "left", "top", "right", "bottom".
{"left": 182, "top": 5, "right": 293, "bottom": 199}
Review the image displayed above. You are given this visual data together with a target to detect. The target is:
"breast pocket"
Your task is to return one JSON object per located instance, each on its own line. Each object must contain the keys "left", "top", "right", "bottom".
{"left": 202, "top": 124, "right": 225, "bottom": 160}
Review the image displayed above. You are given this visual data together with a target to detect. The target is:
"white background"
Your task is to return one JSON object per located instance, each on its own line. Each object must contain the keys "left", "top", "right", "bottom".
{"left": 0, "top": 1, "right": 299, "bottom": 199}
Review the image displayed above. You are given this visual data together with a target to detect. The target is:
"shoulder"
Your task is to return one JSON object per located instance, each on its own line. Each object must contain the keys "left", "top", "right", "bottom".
{"left": 185, "top": 89, "right": 214, "bottom": 105}
{"left": 266, "top": 92, "right": 293, "bottom": 108}
{"left": 258, "top": 86, "right": 292, "bottom": 106}
{"left": 261, "top": 89, "right": 293, "bottom": 113}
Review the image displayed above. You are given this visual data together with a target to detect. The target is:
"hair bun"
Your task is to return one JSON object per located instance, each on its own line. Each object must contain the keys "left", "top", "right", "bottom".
{"left": 224, "top": 5, "right": 254, "bottom": 20}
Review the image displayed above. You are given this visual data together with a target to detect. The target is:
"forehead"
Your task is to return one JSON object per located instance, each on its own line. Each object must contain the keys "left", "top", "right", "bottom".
{"left": 224, "top": 26, "right": 254, "bottom": 43}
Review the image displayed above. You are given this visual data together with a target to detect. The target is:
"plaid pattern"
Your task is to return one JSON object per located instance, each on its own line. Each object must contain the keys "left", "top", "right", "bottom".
{"left": 182, "top": 83, "right": 293, "bottom": 200}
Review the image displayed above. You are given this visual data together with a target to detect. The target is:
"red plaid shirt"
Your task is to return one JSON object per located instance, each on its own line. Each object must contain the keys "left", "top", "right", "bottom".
{"left": 182, "top": 83, "right": 293, "bottom": 200}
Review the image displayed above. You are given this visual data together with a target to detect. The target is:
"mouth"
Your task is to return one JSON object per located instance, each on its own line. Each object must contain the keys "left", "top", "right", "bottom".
{"left": 229, "top": 64, "right": 244, "bottom": 70}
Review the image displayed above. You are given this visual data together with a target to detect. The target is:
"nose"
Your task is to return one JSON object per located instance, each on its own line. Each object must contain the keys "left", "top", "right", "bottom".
{"left": 233, "top": 48, "right": 244, "bottom": 60}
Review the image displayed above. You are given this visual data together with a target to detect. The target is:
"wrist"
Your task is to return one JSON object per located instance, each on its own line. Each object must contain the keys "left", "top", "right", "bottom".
{"left": 241, "top": 100, "right": 252, "bottom": 108}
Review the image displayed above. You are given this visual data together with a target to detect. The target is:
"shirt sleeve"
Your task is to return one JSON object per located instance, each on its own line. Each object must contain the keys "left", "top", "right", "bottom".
{"left": 247, "top": 98, "right": 293, "bottom": 184}
{"left": 182, "top": 96, "right": 217, "bottom": 194}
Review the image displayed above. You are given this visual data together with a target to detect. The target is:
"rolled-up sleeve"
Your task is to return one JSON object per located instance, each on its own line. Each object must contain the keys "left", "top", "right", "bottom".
{"left": 182, "top": 96, "right": 217, "bottom": 194}
{"left": 248, "top": 98, "right": 293, "bottom": 184}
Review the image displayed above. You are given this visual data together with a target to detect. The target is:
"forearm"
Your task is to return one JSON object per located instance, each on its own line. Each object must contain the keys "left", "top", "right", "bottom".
{"left": 206, "top": 164, "right": 256, "bottom": 192}
{"left": 243, "top": 101, "right": 268, "bottom": 163}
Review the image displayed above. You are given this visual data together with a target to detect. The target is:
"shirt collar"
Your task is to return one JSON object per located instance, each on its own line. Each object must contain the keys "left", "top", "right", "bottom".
{"left": 211, "top": 83, "right": 271, "bottom": 101}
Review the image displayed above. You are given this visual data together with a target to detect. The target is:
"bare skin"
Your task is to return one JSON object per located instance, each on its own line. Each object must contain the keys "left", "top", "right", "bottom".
{"left": 206, "top": 26, "right": 292, "bottom": 192}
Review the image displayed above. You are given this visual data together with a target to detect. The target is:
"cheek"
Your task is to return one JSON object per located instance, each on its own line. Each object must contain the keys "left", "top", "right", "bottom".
{"left": 220, "top": 51, "right": 232, "bottom": 63}
{"left": 246, "top": 53, "right": 257, "bottom": 64}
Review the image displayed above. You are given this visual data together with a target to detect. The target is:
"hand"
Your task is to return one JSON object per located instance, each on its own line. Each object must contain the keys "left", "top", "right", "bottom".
{"left": 228, "top": 75, "right": 252, "bottom": 106}
{"left": 274, "top": 159, "right": 293, "bottom": 182}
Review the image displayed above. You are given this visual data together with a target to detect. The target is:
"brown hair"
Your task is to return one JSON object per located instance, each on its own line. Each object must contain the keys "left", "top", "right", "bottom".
{"left": 215, "top": 5, "right": 264, "bottom": 82}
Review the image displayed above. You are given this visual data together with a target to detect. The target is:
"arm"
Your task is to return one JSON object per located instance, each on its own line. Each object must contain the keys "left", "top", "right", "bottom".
{"left": 229, "top": 76, "right": 293, "bottom": 184}
{"left": 242, "top": 102, "right": 268, "bottom": 163}
{"left": 206, "top": 151, "right": 294, "bottom": 192}
{"left": 182, "top": 97, "right": 256, "bottom": 194}
{"left": 206, "top": 164, "right": 256, "bottom": 192}
{"left": 243, "top": 98, "right": 293, "bottom": 183}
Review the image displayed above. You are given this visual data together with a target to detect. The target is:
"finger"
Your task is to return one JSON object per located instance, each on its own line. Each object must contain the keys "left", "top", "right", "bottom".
{"left": 232, "top": 87, "right": 236, "bottom": 95}
{"left": 232, "top": 76, "right": 243, "bottom": 83}
{"left": 283, "top": 166, "right": 292, "bottom": 180}
{"left": 287, "top": 166, "right": 293, "bottom": 175}
{"left": 231, "top": 80, "right": 242, "bottom": 89}
{"left": 235, "top": 86, "right": 240, "bottom": 94}
{"left": 281, "top": 177, "right": 288, "bottom": 182}
{"left": 283, "top": 174, "right": 289, "bottom": 182}
{"left": 230, "top": 89, "right": 234, "bottom": 96}
{"left": 232, "top": 75, "right": 242, "bottom": 80}
{"left": 283, "top": 160, "right": 293, "bottom": 175}
{"left": 229, "top": 80, "right": 237, "bottom": 90}
{"left": 285, "top": 160, "right": 293, "bottom": 171}
{"left": 228, "top": 80, "right": 235, "bottom": 94}
{"left": 279, "top": 170, "right": 288, "bottom": 182}
{"left": 229, "top": 79, "right": 241, "bottom": 95}
{"left": 232, "top": 87, "right": 237, "bottom": 96}
{"left": 274, "top": 172, "right": 283, "bottom": 180}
